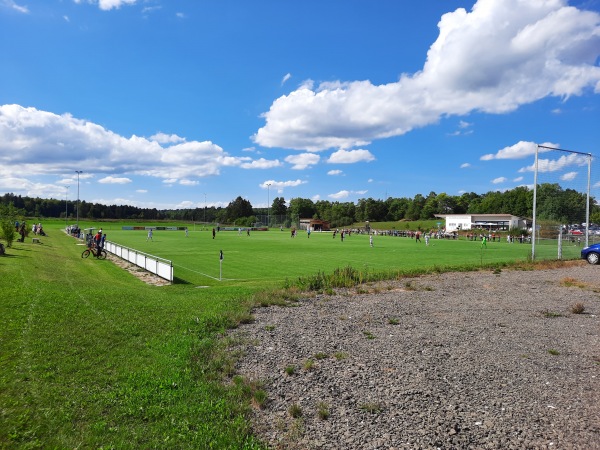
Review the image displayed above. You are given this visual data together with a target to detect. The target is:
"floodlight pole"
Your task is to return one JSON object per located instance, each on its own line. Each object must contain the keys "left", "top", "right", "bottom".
{"left": 65, "top": 185, "right": 69, "bottom": 227}
{"left": 267, "top": 183, "right": 271, "bottom": 228}
{"left": 75, "top": 170, "right": 83, "bottom": 226}
{"left": 204, "top": 193, "right": 207, "bottom": 229}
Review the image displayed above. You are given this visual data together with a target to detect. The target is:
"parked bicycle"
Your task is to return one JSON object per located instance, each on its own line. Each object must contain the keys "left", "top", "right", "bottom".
{"left": 81, "top": 244, "right": 107, "bottom": 260}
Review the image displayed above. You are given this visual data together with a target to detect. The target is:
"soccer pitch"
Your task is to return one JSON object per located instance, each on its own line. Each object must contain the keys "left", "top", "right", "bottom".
{"left": 95, "top": 226, "right": 582, "bottom": 287}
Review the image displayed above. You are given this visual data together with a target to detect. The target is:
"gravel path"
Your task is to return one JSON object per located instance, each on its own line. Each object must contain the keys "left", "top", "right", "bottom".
{"left": 231, "top": 263, "right": 600, "bottom": 449}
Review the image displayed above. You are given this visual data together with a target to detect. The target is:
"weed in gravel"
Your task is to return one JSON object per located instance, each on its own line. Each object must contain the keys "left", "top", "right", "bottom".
{"left": 493, "top": 268, "right": 502, "bottom": 275}
{"left": 303, "top": 359, "right": 314, "bottom": 371}
{"left": 264, "top": 325, "right": 276, "bottom": 331}
{"left": 404, "top": 281, "right": 416, "bottom": 291}
{"left": 359, "top": 402, "right": 382, "bottom": 414}
{"left": 548, "top": 349, "right": 560, "bottom": 356}
{"left": 334, "top": 352, "right": 348, "bottom": 360}
{"left": 363, "top": 331, "right": 376, "bottom": 339}
{"left": 314, "top": 352, "right": 328, "bottom": 360}
{"left": 285, "top": 365, "right": 296, "bottom": 376}
{"left": 541, "top": 309, "right": 563, "bottom": 318}
{"left": 289, "top": 403, "right": 303, "bottom": 418}
{"left": 560, "top": 277, "right": 587, "bottom": 288}
{"left": 388, "top": 318, "right": 400, "bottom": 325}
{"left": 571, "top": 302, "right": 585, "bottom": 314}
{"left": 317, "top": 402, "right": 330, "bottom": 420}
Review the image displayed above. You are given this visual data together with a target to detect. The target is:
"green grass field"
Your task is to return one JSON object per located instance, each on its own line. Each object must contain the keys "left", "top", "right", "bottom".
{"left": 0, "top": 220, "right": 583, "bottom": 448}
{"left": 77, "top": 221, "right": 582, "bottom": 287}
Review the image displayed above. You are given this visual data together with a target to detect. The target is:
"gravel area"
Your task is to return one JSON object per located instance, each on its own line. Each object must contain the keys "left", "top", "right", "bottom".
{"left": 231, "top": 263, "right": 600, "bottom": 449}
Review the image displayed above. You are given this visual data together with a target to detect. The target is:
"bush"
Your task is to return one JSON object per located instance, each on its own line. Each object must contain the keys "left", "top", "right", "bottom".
{"left": 0, "top": 218, "right": 17, "bottom": 247}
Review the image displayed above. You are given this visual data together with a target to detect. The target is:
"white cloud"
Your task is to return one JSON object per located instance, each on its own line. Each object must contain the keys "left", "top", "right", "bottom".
{"left": 0, "top": 104, "right": 264, "bottom": 185}
{"left": 284, "top": 153, "right": 320, "bottom": 170}
{"left": 240, "top": 158, "right": 282, "bottom": 169}
{"left": 136, "top": 189, "right": 147, "bottom": 193}
{"left": 560, "top": 171, "right": 578, "bottom": 181}
{"left": 518, "top": 152, "right": 589, "bottom": 173}
{"left": 175, "top": 200, "right": 196, "bottom": 209}
{"left": 327, "top": 170, "right": 343, "bottom": 176}
{"left": 481, "top": 141, "right": 558, "bottom": 160}
{"left": 254, "top": 0, "right": 600, "bottom": 151}
{"left": 259, "top": 179, "right": 306, "bottom": 194}
{"left": 2, "top": 0, "right": 29, "bottom": 13}
{"left": 97, "top": 0, "right": 137, "bottom": 11}
{"left": 329, "top": 190, "right": 350, "bottom": 200}
{"left": 460, "top": 163, "right": 471, "bottom": 168}
{"left": 492, "top": 177, "right": 507, "bottom": 184}
{"left": 150, "top": 132, "right": 186, "bottom": 144}
{"left": 328, "top": 189, "right": 368, "bottom": 200}
{"left": 179, "top": 179, "right": 199, "bottom": 186}
{"left": 98, "top": 176, "right": 132, "bottom": 184}
{"left": 513, "top": 176, "right": 523, "bottom": 182}
{"left": 327, "top": 149, "right": 375, "bottom": 164}
{"left": 281, "top": 73, "right": 292, "bottom": 85}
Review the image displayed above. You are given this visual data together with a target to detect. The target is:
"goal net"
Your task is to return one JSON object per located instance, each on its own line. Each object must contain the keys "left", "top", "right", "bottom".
{"left": 531, "top": 145, "right": 594, "bottom": 261}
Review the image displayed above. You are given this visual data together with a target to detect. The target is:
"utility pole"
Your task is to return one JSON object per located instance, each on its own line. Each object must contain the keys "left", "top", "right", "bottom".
{"left": 65, "top": 185, "right": 69, "bottom": 226}
{"left": 75, "top": 171, "right": 83, "bottom": 225}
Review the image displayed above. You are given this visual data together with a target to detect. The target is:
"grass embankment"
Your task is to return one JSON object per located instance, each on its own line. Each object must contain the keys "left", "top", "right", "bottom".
{"left": 0, "top": 226, "right": 265, "bottom": 449}
{"left": 0, "top": 220, "right": 583, "bottom": 448}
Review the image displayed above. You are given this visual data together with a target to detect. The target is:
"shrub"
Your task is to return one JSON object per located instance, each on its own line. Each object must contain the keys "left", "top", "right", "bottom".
{"left": 571, "top": 302, "right": 585, "bottom": 314}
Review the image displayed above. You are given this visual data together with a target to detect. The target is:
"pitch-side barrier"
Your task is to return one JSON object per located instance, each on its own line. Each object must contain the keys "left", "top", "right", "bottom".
{"left": 104, "top": 241, "right": 173, "bottom": 283}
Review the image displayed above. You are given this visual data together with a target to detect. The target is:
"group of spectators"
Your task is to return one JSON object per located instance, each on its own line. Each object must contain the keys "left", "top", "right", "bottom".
{"left": 66, "top": 224, "right": 82, "bottom": 239}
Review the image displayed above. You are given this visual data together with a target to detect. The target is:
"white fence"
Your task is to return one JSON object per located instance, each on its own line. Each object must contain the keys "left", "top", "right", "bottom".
{"left": 104, "top": 241, "right": 173, "bottom": 283}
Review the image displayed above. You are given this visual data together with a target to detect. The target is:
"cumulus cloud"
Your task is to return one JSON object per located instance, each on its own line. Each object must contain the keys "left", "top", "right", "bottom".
{"left": 150, "top": 132, "right": 186, "bottom": 144}
{"left": 492, "top": 177, "right": 508, "bottom": 184}
{"left": 481, "top": 141, "right": 559, "bottom": 160}
{"left": 328, "top": 189, "right": 368, "bottom": 200}
{"left": 259, "top": 179, "right": 306, "bottom": 194}
{"left": 518, "top": 152, "right": 590, "bottom": 173}
{"left": 560, "top": 171, "right": 578, "bottom": 181}
{"left": 253, "top": 0, "right": 600, "bottom": 151}
{"left": 98, "top": 176, "right": 132, "bottom": 184}
{"left": 0, "top": 104, "right": 269, "bottom": 187}
{"left": 240, "top": 158, "right": 282, "bottom": 169}
{"left": 327, "top": 149, "right": 375, "bottom": 164}
{"left": 328, "top": 169, "right": 343, "bottom": 176}
{"left": 97, "top": 0, "right": 137, "bottom": 11}
{"left": 460, "top": 163, "right": 471, "bottom": 168}
{"left": 284, "top": 153, "right": 320, "bottom": 170}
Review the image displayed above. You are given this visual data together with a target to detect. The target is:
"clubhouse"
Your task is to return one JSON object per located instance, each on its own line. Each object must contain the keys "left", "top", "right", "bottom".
{"left": 434, "top": 214, "right": 529, "bottom": 232}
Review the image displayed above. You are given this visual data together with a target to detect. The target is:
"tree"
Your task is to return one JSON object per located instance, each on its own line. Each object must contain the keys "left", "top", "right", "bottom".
{"left": 225, "top": 196, "right": 253, "bottom": 222}
{"left": 271, "top": 197, "right": 287, "bottom": 216}
{"left": 288, "top": 198, "right": 316, "bottom": 219}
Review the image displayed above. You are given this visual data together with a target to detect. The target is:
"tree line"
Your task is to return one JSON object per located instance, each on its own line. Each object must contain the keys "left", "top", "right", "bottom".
{"left": 1, "top": 184, "right": 597, "bottom": 228}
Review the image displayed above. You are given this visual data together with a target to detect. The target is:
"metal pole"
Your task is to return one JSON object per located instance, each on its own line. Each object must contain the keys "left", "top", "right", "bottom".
{"left": 75, "top": 170, "right": 82, "bottom": 226}
{"left": 531, "top": 146, "right": 539, "bottom": 261}
{"left": 586, "top": 153, "right": 592, "bottom": 248}
{"left": 65, "top": 185, "right": 69, "bottom": 226}
{"left": 267, "top": 183, "right": 271, "bottom": 228}
{"left": 204, "top": 193, "right": 207, "bottom": 228}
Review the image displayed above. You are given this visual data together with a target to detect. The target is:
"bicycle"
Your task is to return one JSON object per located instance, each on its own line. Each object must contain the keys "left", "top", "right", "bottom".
{"left": 81, "top": 245, "right": 107, "bottom": 260}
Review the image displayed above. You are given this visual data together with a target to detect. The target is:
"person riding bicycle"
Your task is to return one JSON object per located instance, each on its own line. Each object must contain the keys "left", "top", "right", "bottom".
{"left": 94, "top": 231, "right": 103, "bottom": 257}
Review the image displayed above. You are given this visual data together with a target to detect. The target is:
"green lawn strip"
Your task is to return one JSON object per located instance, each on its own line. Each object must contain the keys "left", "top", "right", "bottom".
{"left": 0, "top": 229, "right": 265, "bottom": 448}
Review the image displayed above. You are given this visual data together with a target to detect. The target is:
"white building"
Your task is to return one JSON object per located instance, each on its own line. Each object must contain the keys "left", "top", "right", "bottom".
{"left": 434, "top": 214, "right": 528, "bottom": 232}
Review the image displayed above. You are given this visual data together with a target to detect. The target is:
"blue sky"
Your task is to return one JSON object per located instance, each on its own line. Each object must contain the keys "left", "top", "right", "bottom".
{"left": 1, "top": 0, "right": 599, "bottom": 211}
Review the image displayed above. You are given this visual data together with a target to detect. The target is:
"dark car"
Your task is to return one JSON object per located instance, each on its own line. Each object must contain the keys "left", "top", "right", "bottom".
{"left": 581, "top": 242, "right": 600, "bottom": 264}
